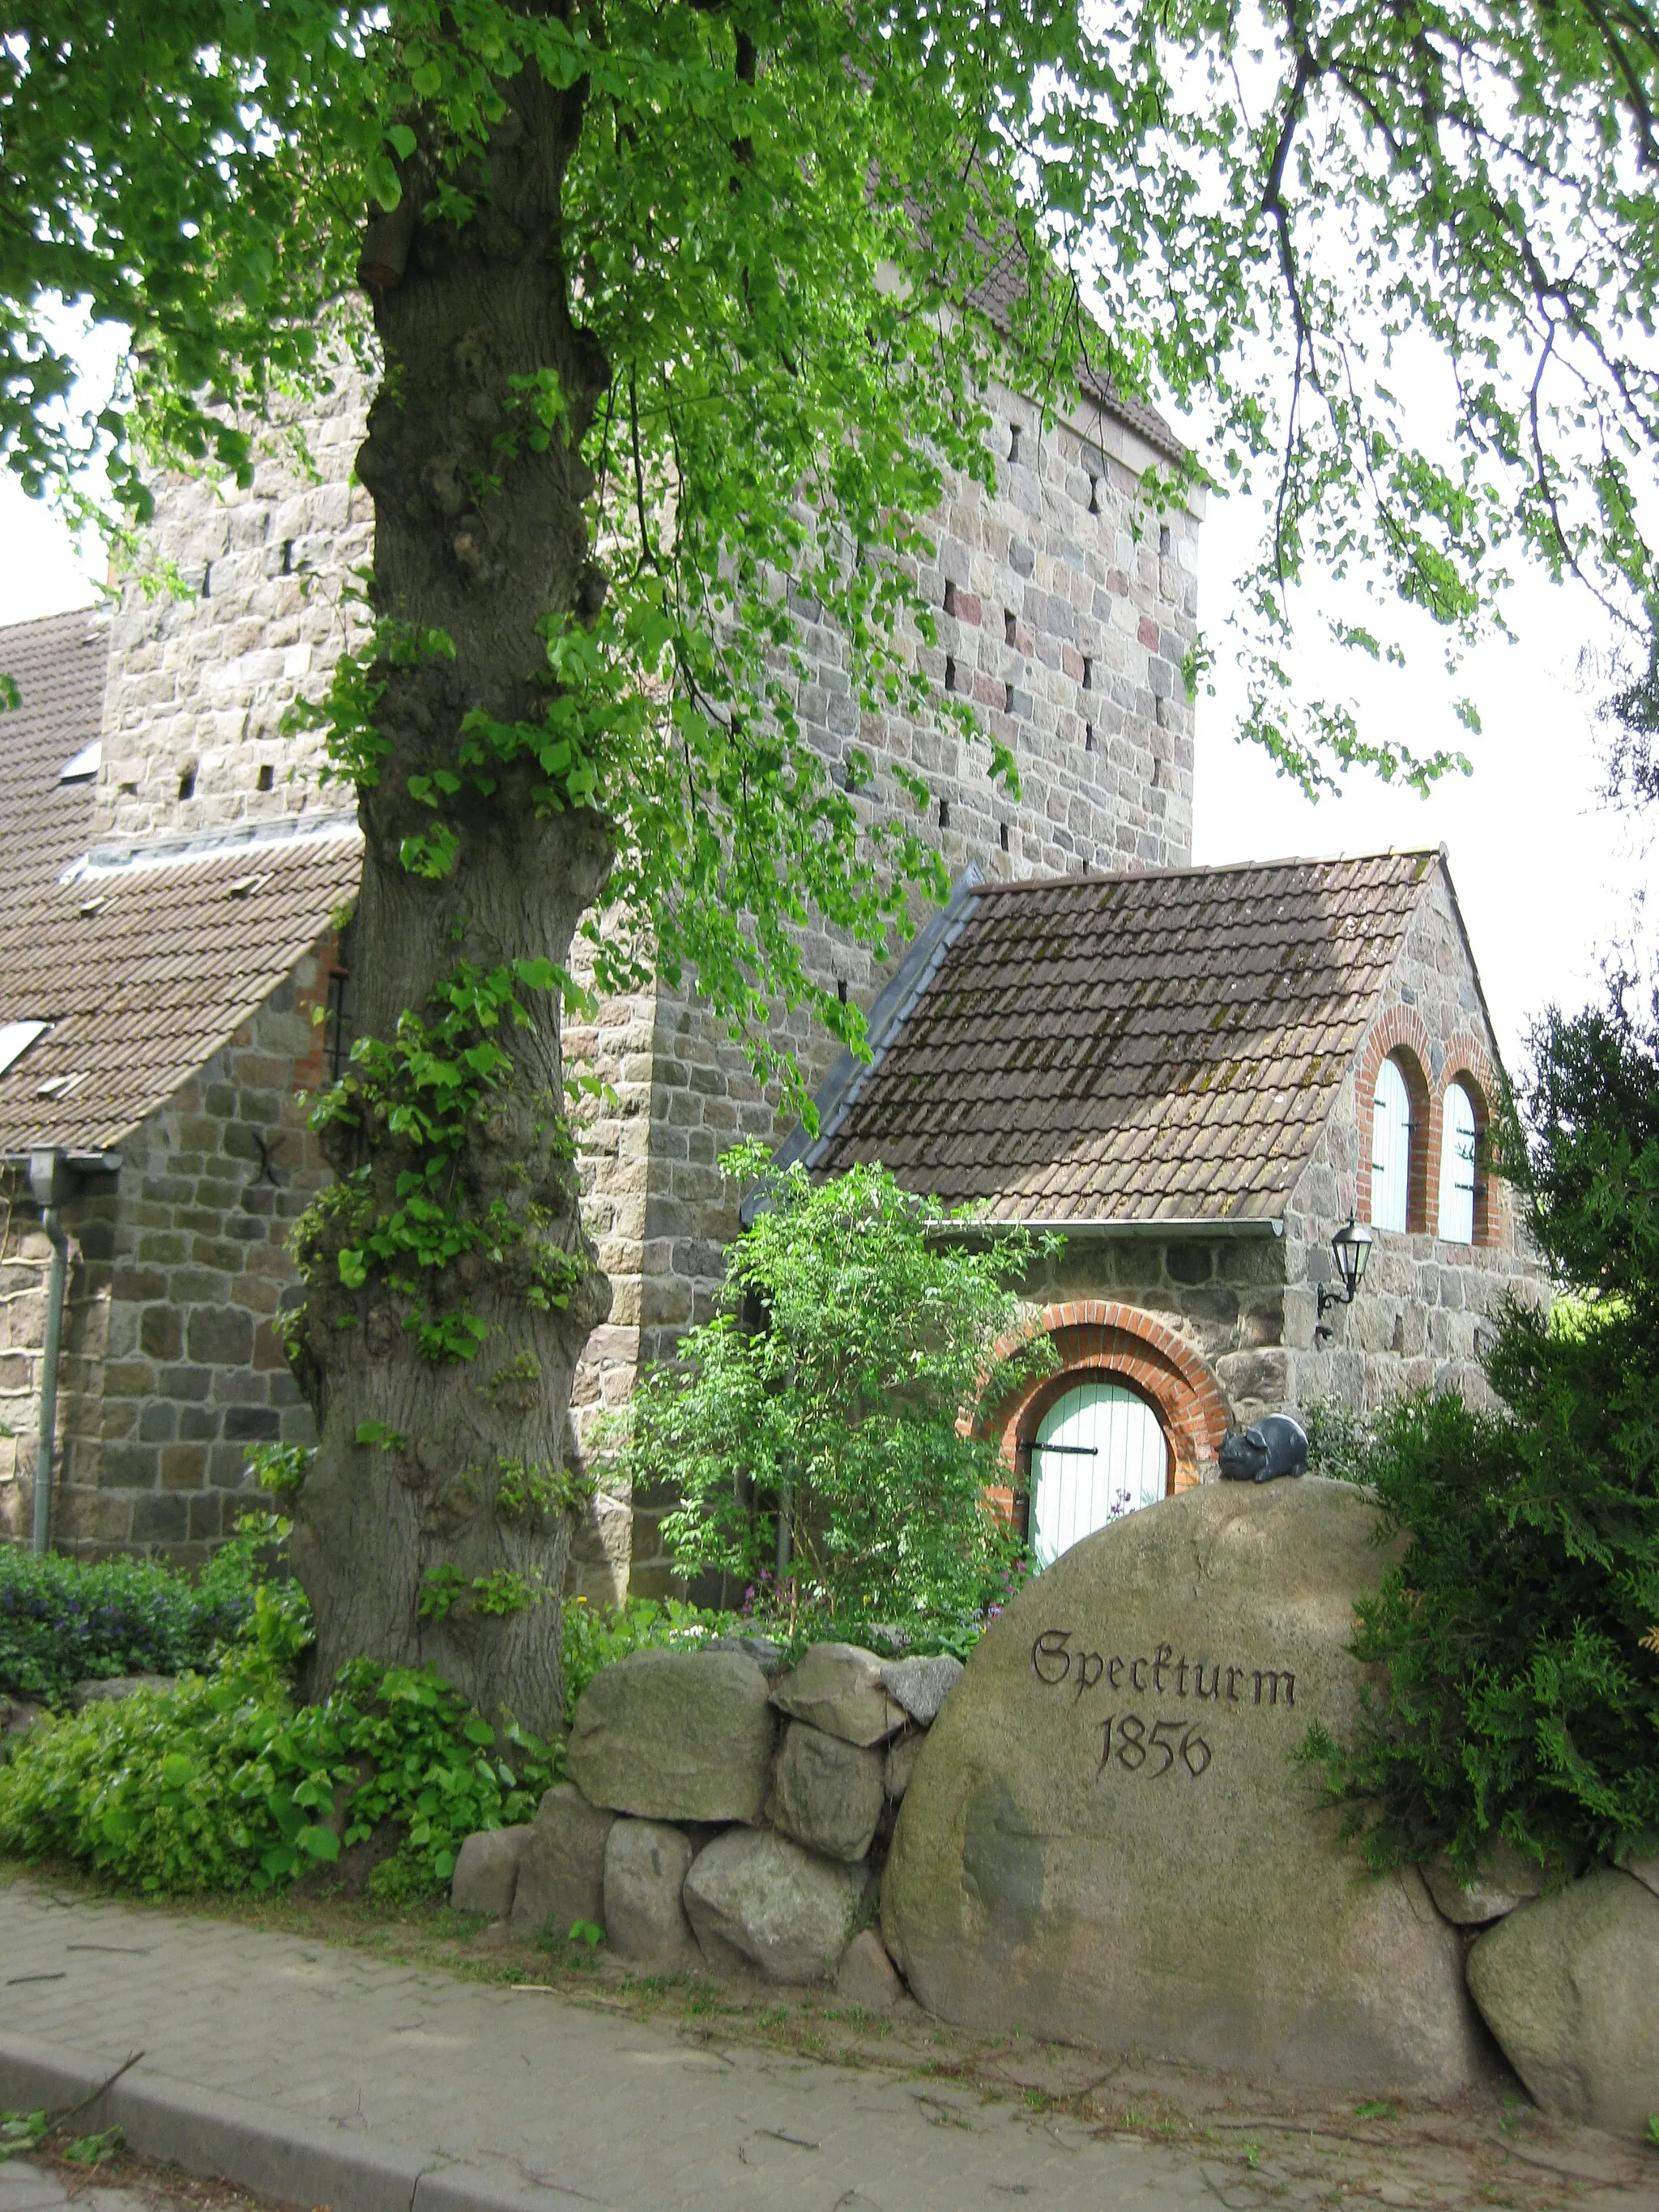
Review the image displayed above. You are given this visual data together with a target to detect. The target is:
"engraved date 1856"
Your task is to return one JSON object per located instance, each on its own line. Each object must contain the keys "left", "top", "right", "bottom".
{"left": 1098, "top": 1714, "right": 1212, "bottom": 1779}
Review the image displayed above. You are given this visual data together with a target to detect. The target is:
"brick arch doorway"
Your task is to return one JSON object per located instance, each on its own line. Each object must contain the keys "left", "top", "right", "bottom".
{"left": 981, "top": 1302, "right": 1230, "bottom": 1545}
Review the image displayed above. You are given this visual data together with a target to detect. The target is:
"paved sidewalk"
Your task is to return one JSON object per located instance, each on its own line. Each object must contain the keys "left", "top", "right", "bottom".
{"left": 0, "top": 1881, "right": 1226, "bottom": 2212}
{"left": 0, "top": 1880, "right": 1651, "bottom": 2212}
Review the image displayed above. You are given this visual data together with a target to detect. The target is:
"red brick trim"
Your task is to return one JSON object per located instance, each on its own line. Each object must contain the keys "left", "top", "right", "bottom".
{"left": 1441, "top": 1032, "right": 1503, "bottom": 1247}
{"left": 978, "top": 1301, "right": 1231, "bottom": 1525}
{"left": 1356, "top": 1008, "right": 1434, "bottom": 1232}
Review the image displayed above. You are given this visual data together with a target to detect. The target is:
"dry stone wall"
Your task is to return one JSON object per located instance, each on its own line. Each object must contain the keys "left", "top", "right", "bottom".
{"left": 457, "top": 1634, "right": 963, "bottom": 2005}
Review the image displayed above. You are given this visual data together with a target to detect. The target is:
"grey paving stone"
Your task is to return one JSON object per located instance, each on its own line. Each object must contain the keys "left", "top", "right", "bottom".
{"left": 0, "top": 1877, "right": 1526, "bottom": 2212}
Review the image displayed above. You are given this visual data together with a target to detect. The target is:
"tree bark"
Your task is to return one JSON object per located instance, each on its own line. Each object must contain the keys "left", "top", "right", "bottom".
{"left": 286, "top": 67, "right": 612, "bottom": 1740}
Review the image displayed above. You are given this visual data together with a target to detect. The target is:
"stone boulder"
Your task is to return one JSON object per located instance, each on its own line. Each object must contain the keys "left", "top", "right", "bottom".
{"left": 834, "top": 1928, "right": 906, "bottom": 2014}
{"left": 884, "top": 1731, "right": 923, "bottom": 1805}
{"left": 567, "top": 1649, "right": 774, "bottom": 1823}
{"left": 1465, "top": 1868, "right": 1659, "bottom": 2140}
{"left": 450, "top": 1824, "right": 531, "bottom": 1916}
{"left": 1422, "top": 1837, "right": 1545, "bottom": 1926}
{"left": 510, "top": 1783, "right": 616, "bottom": 1942}
{"left": 770, "top": 1643, "right": 905, "bottom": 1746}
{"left": 683, "top": 1830, "right": 865, "bottom": 1982}
{"left": 603, "top": 1818, "right": 701, "bottom": 1970}
{"left": 71, "top": 1674, "right": 177, "bottom": 1709}
{"left": 1617, "top": 1848, "right": 1659, "bottom": 1900}
{"left": 883, "top": 1479, "right": 1486, "bottom": 2094}
{"left": 766, "top": 1722, "right": 884, "bottom": 1862}
{"left": 881, "top": 1655, "right": 963, "bottom": 1726}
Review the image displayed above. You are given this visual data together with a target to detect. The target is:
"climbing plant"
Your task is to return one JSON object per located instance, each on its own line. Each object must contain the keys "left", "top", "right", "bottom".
{"left": 3, "top": 0, "right": 1657, "bottom": 1728}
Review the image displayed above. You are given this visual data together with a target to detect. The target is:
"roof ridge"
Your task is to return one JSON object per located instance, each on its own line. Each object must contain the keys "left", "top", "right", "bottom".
{"left": 0, "top": 603, "right": 108, "bottom": 646}
{"left": 970, "top": 846, "right": 1444, "bottom": 897}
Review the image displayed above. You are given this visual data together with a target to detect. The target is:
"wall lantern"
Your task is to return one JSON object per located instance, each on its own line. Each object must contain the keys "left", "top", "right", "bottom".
{"left": 1315, "top": 1213, "right": 1375, "bottom": 1340}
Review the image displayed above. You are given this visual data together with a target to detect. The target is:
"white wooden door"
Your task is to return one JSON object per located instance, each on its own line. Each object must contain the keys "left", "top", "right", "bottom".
{"left": 1030, "top": 1380, "right": 1170, "bottom": 1568}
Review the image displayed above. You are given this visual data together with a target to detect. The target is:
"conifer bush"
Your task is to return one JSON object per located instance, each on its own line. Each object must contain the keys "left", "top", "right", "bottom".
{"left": 1303, "top": 970, "right": 1659, "bottom": 1880}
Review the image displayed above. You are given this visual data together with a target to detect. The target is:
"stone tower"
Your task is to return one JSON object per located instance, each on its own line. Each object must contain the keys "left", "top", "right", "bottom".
{"left": 84, "top": 360, "right": 1203, "bottom": 1593}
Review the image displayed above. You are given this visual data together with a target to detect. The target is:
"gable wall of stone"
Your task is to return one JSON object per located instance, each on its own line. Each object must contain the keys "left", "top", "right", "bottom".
{"left": 0, "top": 941, "right": 337, "bottom": 1562}
{"left": 1282, "top": 866, "right": 1542, "bottom": 1416}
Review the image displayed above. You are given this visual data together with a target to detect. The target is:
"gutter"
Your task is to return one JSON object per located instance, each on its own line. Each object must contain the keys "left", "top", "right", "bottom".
{"left": 929, "top": 1215, "right": 1286, "bottom": 1242}
{"left": 28, "top": 1149, "right": 71, "bottom": 1556}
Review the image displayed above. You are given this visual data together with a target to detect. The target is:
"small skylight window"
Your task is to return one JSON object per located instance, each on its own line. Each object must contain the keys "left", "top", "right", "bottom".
{"left": 58, "top": 739, "right": 101, "bottom": 784}
{"left": 0, "top": 1020, "right": 49, "bottom": 1076}
{"left": 35, "top": 1072, "right": 86, "bottom": 1101}
{"left": 226, "top": 874, "right": 270, "bottom": 901}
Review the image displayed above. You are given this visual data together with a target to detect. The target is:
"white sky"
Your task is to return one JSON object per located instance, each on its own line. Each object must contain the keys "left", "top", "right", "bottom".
{"left": 2, "top": 408, "right": 1650, "bottom": 1077}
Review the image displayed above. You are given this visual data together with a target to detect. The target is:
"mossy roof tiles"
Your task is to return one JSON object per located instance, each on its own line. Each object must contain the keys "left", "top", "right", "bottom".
{"left": 0, "top": 611, "right": 360, "bottom": 1156}
{"left": 814, "top": 852, "right": 1437, "bottom": 1223}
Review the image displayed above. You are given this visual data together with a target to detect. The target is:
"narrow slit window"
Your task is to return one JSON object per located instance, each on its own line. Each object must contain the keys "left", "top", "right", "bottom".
{"left": 1081, "top": 656, "right": 1093, "bottom": 691}
{"left": 1008, "top": 424, "right": 1021, "bottom": 462}
{"left": 1004, "top": 608, "right": 1017, "bottom": 645}
{"left": 177, "top": 765, "right": 197, "bottom": 801}
{"left": 999, "top": 821, "right": 1010, "bottom": 852}
{"left": 1438, "top": 1083, "right": 1479, "bottom": 1243}
{"left": 1088, "top": 475, "right": 1101, "bottom": 515}
{"left": 944, "top": 653, "right": 957, "bottom": 692}
{"left": 1004, "top": 680, "right": 1015, "bottom": 711}
{"left": 1084, "top": 723, "right": 1095, "bottom": 753}
{"left": 1369, "top": 1057, "right": 1413, "bottom": 1234}
{"left": 937, "top": 799, "right": 949, "bottom": 829}
{"left": 943, "top": 578, "right": 957, "bottom": 616}
{"left": 257, "top": 764, "right": 275, "bottom": 793}
{"left": 325, "top": 972, "right": 354, "bottom": 1083}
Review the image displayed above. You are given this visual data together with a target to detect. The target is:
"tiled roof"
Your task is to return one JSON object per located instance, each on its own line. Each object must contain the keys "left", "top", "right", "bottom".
{"left": 0, "top": 607, "right": 109, "bottom": 901}
{"left": 813, "top": 851, "right": 1441, "bottom": 1223}
{"left": 968, "top": 247, "right": 1187, "bottom": 467}
{"left": 0, "top": 611, "right": 360, "bottom": 1158}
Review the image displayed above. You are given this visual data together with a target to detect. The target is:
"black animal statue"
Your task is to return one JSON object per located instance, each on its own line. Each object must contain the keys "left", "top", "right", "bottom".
{"left": 1218, "top": 1413, "right": 1309, "bottom": 1483}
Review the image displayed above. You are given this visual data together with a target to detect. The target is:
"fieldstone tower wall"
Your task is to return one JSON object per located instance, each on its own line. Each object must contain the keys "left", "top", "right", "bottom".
{"left": 45, "top": 359, "right": 1201, "bottom": 1586}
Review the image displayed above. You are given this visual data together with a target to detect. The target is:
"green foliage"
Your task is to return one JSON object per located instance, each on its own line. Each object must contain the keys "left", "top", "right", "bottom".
{"left": 558, "top": 1596, "right": 735, "bottom": 1724}
{"left": 6, "top": 0, "right": 1657, "bottom": 1066}
{"left": 1300, "top": 972, "right": 1659, "bottom": 1879}
{"left": 614, "top": 1149, "right": 1055, "bottom": 1622}
{"left": 0, "top": 1653, "right": 555, "bottom": 1896}
{"left": 0, "top": 1516, "right": 297, "bottom": 1709}
{"left": 247, "top": 1442, "right": 313, "bottom": 1502}
{"left": 293, "top": 960, "right": 587, "bottom": 1357}
{"left": 0, "top": 2112, "right": 49, "bottom": 2163}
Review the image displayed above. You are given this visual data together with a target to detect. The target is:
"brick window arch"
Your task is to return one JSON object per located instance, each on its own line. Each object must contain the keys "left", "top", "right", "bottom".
{"left": 1357, "top": 1012, "right": 1433, "bottom": 1233}
{"left": 978, "top": 1300, "right": 1230, "bottom": 1527}
{"left": 1438, "top": 1041, "right": 1501, "bottom": 1247}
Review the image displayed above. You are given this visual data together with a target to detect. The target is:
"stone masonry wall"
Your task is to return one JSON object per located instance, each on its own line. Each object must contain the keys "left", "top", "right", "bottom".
{"left": 75, "top": 358, "right": 1201, "bottom": 1592}
{"left": 0, "top": 939, "right": 336, "bottom": 1562}
{"left": 1283, "top": 863, "right": 1541, "bottom": 1415}
{"left": 626, "top": 384, "right": 1204, "bottom": 1586}
{"left": 92, "top": 369, "right": 373, "bottom": 849}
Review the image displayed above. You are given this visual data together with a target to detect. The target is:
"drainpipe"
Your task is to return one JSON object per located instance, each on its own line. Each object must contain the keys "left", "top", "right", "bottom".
{"left": 28, "top": 1149, "right": 70, "bottom": 1556}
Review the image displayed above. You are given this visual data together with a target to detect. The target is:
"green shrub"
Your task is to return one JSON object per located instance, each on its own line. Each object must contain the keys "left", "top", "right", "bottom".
{"left": 0, "top": 1655, "right": 555, "bottom": 1896}
{"left": 611, "top": 1147, "right": 1054, "bottom": 1622}
{"left": 0, "top": 1516, "right": 301, "bottom": 1708}
{"left": 1301, "top": 973, "right": 1659, "bottom": 1881}
{"left": 560, "top": 1596, "right": 736, "bottom": 1723}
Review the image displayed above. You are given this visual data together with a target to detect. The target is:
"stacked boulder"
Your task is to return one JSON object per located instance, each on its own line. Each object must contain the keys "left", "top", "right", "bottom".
{"left": 1426, "top": 1841, "right": 1659, "bottom": 2142}
{"left": 450, "top": 1638, "right": 962, "bottom": 2005}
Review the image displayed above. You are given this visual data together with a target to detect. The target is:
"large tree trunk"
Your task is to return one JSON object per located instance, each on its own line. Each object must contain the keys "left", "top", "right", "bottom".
{"left": 286, "top": 70, "right": 613, "bottom": 1739}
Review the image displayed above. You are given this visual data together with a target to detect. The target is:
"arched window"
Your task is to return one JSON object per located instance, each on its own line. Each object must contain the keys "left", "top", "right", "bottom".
{"left": 1369, "top": 1056, "right": 1413, "bottom": 1233}
{"left": 1438, "top": 1081, "right": 1478, "bottom": 1243}
{"left": 1030, "top": 1379, "right": 1169, "bottom": 1567}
